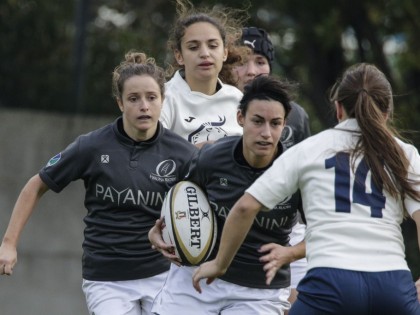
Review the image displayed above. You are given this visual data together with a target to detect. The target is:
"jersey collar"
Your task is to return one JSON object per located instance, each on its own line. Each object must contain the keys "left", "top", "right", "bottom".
{"left": 113, "top": 117, "right": 162, "bottom": 147}
{"left": 335, "top": 118, "right": 360, "bottom": 131}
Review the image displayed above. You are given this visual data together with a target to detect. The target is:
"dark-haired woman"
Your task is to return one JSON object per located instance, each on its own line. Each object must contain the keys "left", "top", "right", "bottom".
{"left": 150, "top": 75, "right": 305, "bottom": 315}
{"left": 0, "top": 51, "right": 196, "bottom": 315}
{"left": 193, "top": 63, "right": 420, "bottom": 315}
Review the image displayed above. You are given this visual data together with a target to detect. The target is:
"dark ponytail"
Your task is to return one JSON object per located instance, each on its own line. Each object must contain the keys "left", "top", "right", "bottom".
{"left": 330, "top": 63, "right": 420, "bottom": 205}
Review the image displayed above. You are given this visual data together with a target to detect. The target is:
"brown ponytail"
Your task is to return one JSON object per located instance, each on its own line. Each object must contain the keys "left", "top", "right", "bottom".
{"left": 330, "top": 63, "right": 420, "bottom": 205}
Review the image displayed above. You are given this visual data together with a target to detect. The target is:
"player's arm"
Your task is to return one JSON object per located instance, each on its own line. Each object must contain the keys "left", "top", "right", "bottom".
{"left": 192, "top": 192, "right": 262, "bottom": 293}
{"left": 0, "top": 174, "right": 49, "bottom": 276}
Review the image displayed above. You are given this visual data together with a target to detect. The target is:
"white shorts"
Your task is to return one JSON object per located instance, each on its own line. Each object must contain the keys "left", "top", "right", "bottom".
{"left": 152, "top": 265, "right": 290, "bottom": 315}
{"left": 82, "top": 272, "right": 168, "bottom": 315}
{"left": 289, "top": 222, "right": 307, "bottom": 288}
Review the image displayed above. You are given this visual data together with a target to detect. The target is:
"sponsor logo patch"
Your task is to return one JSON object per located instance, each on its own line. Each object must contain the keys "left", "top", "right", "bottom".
{"left": 150, "top": 159, "right": 177, "bottom": 183}
{"left": 46, "top": 153, "right": 61, "bottom": 167}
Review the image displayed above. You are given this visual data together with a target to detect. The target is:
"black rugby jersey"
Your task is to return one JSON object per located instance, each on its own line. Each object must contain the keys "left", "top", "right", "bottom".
{"left": 187, "top": 136, "right": 301, "bottom": 289}
{"left": 281, "top": 102, "right": 311, "bottom": 149}
{"left": 39, "top": 117, "right": 197, "bottom": 281}
{"left": 281, "top": 101, "right": 310, "bottom": 224}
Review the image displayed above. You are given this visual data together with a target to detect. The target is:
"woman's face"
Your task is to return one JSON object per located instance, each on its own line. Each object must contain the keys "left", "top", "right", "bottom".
{"left": 233, "top": 53, "right": 270, "bottom": 92}
{"left": 117, "top": 75, "right": 163, "bottom": 141}
{"left": 238, "top": 98, "right": 286, "bottom": 168}
{"left": 175, "top": 22, "right": 227, "bottom": 84}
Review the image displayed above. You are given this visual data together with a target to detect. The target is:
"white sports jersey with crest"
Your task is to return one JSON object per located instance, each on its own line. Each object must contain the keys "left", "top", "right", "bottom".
{"left": 247, "top": 118, "right": 420, "bottom": 272}
{"left": 160, "top": 70, "right": 243, "bottom": 144}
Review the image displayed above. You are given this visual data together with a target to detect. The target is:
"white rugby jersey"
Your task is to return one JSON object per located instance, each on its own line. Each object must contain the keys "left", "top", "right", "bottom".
{"left": 247, "top": 118, "right": 420, "bottom": 272}
{"left": 160, "top": 70, "right": 243, "bottom": 144}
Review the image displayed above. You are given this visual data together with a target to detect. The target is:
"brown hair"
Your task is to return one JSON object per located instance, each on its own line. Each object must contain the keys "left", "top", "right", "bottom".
{"left": 329, "top": 63, "right": 420, "bottom": 205}
{"left": 166, "top": 0, "right": 248, "bottom": 85}
{"left": 239, "top": 75, "right": 295, "bottom": 119}
{"left": 112, "top": 51, "right": 166, "bottom": 101}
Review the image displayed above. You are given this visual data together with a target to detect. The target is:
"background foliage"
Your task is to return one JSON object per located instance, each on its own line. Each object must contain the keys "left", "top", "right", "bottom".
{"left": 0, "top": 0, "right": 419, "bottom": 277}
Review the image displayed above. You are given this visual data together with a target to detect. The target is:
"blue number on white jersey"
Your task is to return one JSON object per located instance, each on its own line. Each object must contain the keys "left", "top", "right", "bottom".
{"left": 325, "top": 152, "right": 386, "bottom": 218}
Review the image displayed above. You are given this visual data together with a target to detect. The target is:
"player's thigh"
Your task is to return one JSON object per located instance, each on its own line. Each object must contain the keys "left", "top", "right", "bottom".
{"left": 152, "top": 265, "right": 222, "bottom": 315}
{"left": 370, "top": 270, "right": 420, "bottom": 315}
{"left": 152, "top": 265, "right": 290, "bottom": 315}
{"left": 220, "top": 284, "right": 290, "bottom": 315}
{"left": 83, "top": 273, "right": 167, "bottom": 315}
{"left": 288, "top": 298, "right": 326, "bottom": 315}
{"left": 285, "top": 288, "right": 299, "bottom": 315}
{"left": 83, "top": 279, "right": 142, "bottom": 315}
{"left": 287, "top": 260, "right": 306, "bottom": 314}
{"left": 291, "top": 268, "right": 368, "bottom": 315}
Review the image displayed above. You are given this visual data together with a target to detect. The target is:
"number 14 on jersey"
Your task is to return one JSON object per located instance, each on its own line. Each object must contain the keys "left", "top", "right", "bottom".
{"left": 325, "top": 152, "right": 386, "bottom": 218}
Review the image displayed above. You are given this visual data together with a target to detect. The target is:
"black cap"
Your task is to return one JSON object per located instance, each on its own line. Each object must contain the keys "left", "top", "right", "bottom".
{"left": 241, "top": 27, "right": 275, "bottom": 70}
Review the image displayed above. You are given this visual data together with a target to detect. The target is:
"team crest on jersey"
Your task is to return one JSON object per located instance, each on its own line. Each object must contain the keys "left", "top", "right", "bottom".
{"left": 150, "top": 159, "right": 177, "bottom": 183}
{"left": 188, "top": 116, "right": 228, "bottom": 144}
{"left": 46, "top": 153, "right": 61, "bottom": 167}
{"left": 280, "top": 126, "right": 294, "bottom": 149}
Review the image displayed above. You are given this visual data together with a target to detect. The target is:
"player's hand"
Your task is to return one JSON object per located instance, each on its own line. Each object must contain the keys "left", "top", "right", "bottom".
{"left": 192, "top": 260, "right": 224, "bottom": 293}
{"left": 148, "top": 218, "right": 181, "bottom": 266}
{"left": 415, "top": 278, "right": 420, "bottom": 302}
{"left": 0, "top": 242, "right": 17, "bottom": 276}
{"left": 259, "top": 243, "right": 293, "bottom": 285}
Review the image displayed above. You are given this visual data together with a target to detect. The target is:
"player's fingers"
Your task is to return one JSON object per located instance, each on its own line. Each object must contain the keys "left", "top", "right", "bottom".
{"left": 262, "top": 261, "right": 273, "bottom": 271}
{"left": 258, "top": 243, "right": 276, "bottom": 253}
{"left": 265, "top": 264, "right": 278, "bottom": 285}
{"left": 193, "top": 282, "right": 202, "bottom": 293}
{"left": 206, "top": 277, "right": 215, "bottom": 286}
{"left": 170, "top": 259, "right": 182, "bottom": 267}
{"left": 156, "top": 218, "right": 166, "bottom": 229}
{"left": 4, "top": 264, "right": 13, "bottom": 276}
{"left": 192, "top": 270, "right": 203, "bottom": 293}
{"left": 1, "top": 264, "right": 12, "bottom": 276}
{"left": 265, "top": 270, "right": 275, "bottom": 285}
{"left": 158, "top": 247, "right": 178, "bottom": 262}
{"left": 162, "top": 250, "right": 178, "bottom": 259}
{"left": 259, "top": 253, "right": 273, "bottom": 263}
{"left": 151, "top": 233, "right": 174, "bottom": 252}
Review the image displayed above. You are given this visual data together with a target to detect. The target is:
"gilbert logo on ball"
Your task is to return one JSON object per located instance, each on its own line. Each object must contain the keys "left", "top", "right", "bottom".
{"left": 161, "top": 181, "right": 217, "bottom": 266}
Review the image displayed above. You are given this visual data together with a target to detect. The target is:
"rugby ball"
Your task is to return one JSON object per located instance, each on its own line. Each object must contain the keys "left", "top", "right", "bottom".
{"left": 161, "top": 181, "right": 217, "bottom": 266}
